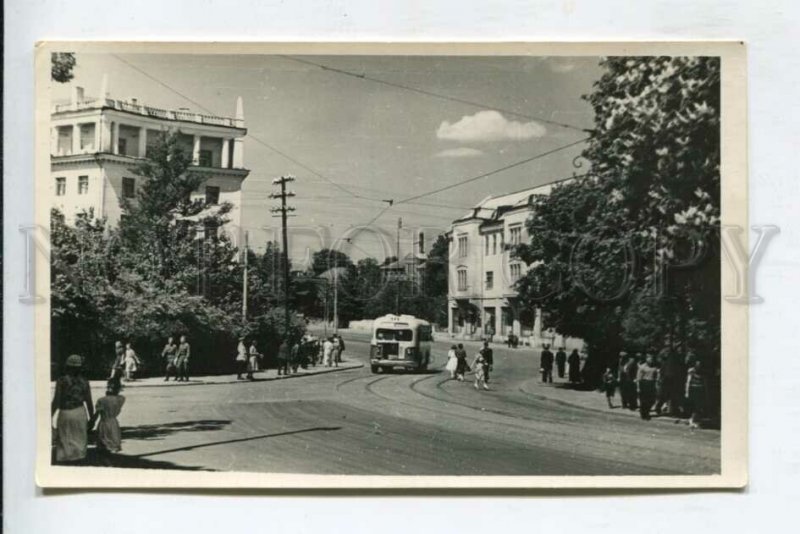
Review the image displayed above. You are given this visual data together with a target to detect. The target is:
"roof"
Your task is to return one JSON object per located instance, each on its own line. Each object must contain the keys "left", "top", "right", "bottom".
{"left": 453, "top": 178, "right": 574, "bottom": 224}
{"left": 380, "top": 252, "right": 426, "bottom": 270}
{"left": 317, "top": 266, "right": 349, "bottom": 281}
{"left": 373, "top": 314, "right": 431, "bottom": 328}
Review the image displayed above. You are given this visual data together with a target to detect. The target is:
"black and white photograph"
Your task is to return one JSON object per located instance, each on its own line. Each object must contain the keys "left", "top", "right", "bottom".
{"left": 34, "top": 42, "right": 746, "bottom": 488}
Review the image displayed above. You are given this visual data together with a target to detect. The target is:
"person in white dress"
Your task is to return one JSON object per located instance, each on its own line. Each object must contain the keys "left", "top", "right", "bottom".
{"left": 445, "top": 344, "right": 459, "bottom": 379}
{"left": 322, "top": 337, "right": 334, "bottom": 367}
{"left": 123, "top": 343, "right": 141, "bottom": 382}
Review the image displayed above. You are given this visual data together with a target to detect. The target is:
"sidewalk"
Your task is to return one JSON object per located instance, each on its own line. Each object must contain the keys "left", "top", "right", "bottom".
{"left": 86, "top": 360, "right": 363, "bottom": 389}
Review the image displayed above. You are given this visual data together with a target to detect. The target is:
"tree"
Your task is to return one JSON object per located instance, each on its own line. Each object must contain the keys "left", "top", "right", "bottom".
{"left": 515, "top": 57, "right": 721, "bottom": 389}
{"left": 52, "top": 53, "right": 76, "bottom": 83}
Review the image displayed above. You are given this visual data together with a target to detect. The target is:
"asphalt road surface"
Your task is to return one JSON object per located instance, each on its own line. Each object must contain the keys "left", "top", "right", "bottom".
{"left": 105, "top": 336, "right": 720, "bottom": 475}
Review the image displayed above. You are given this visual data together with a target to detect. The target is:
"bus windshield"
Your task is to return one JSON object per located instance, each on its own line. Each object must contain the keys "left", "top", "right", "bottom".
{"left": 375, "top": 328, "right": 414, "bottom": 342}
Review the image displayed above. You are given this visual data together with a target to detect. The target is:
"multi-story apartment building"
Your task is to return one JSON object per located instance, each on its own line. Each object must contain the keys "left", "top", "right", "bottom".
{"left": 50, "top": 81, "right": 249, "bottom": 243}
{"left": 447, "top": 181, "right": 577, "bottom": 348}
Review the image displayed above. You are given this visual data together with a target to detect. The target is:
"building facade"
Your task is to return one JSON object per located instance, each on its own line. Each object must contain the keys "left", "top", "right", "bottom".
{"left": 447, "top": 182, "right": 576, "bottom": 348}
{"left": 50, "top": 80, "right": 249, "bottom": 244}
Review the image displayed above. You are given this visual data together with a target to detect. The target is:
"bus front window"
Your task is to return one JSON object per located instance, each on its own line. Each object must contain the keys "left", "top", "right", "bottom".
{"left": 376, "top": 329, "right": 413, "bottom": 341}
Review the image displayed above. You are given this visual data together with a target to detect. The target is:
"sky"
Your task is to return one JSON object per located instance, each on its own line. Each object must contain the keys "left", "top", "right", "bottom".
{"left": 52, "top": 53, "right": 603, "bottom": 266}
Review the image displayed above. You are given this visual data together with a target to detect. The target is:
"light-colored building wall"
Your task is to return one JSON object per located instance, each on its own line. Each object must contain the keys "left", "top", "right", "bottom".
{"left": 49, "top": 84, "right": 249, "bottom": 244}
{"left": 447, "top": 183, "right": 581, "bottom": 350}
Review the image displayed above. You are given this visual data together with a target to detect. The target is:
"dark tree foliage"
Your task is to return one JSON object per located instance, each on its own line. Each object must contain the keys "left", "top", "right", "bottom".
{"left": 52, "top": 53, "right": 76, "bottom": 83}
{"left": 515, "top": 57, "right": 720, "bottom": 393}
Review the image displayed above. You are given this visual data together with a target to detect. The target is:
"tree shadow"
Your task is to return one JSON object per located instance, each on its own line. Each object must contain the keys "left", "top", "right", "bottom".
{"left": 121, "top": 419, "right": 231, "bottom": 441}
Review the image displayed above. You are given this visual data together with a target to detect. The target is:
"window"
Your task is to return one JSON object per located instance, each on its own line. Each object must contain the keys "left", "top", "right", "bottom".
{"left": 510, "top": 263, "right": 522, "bottom": 282}
{"left": 79, "top": 123, "right": 95, "bottom": 151}
{"left": 78, "top": 176, "right": 89, "bottom": 195}
{"left": 117, "top": 138, "right": 127, "bottom": 156}
{"left": 492, "top": 234, "right": 498, "bottom": 255}
{"left": 457, "top": 268, "right": 468, "bottom": 291}
{"left": 458, "top": 235, "right": 468, "bottom": 258}
{"left": 484, "top": 235, "right": 489, "bottom": 256}
{"left": 510, "top": 226, "right": 522, "bottom": 245}
{"left": 205, "top": 185, "right": 220, "bottom": 205}
{"left": 376, "top": 329, "right": 413, "bottom": 342}
{"left": 55, "top": 177, "right": 66, "bottom": 196}
{"left": 198, "top": 149, "right": 213, "bottom": 167}
{"left": 122, "top": 177, "right": 136, "bottom": 199}
{"left": 485, "top": 271, "right": 494, "bottom": 290}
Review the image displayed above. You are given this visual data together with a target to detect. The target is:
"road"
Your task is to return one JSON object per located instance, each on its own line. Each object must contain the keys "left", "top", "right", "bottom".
{"left": 102, "top": 335, "right": 720, "bottom": 475}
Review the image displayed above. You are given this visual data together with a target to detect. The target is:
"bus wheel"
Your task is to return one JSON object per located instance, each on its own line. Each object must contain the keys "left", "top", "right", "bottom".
{"left": 371, "top": 365, "right": 379, "bottom": 373}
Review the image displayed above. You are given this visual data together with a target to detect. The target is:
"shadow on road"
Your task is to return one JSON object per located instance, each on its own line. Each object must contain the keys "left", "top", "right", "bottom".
{"left": 135, "top": 426, "right": 343, "bottom": 459}
{"left": 121, "top": 419, "right": 232, "bottom": 441}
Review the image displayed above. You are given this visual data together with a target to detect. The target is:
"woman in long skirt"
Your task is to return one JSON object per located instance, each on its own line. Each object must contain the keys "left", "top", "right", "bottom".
{"left": 51, "top": 354, "right": 94, "bottom": 464}
{"left": 445, "top": 345, "right": 459, "bottom": 379}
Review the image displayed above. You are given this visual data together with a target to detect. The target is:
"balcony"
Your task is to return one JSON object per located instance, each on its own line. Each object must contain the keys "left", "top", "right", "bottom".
{"left": 52, "top": 98, "right": 244, "bottom": 129}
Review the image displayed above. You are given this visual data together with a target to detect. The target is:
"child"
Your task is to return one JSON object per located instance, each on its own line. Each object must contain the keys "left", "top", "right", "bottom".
{"left": 602, "top": 367, "right": 617, "bottom": 408}
{"left": 471, "top": 352, "right": 489, "bottom": 391}
{"left": 90, "top": 378, "right": 126, "bottom": 465}
{"left": 123, "top": 342, "right": 141, "bottom": 382}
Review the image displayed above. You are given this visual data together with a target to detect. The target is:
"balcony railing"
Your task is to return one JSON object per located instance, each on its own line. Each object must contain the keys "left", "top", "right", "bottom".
{"left": 52, "top": 98, "right": 244, "bottom": 128}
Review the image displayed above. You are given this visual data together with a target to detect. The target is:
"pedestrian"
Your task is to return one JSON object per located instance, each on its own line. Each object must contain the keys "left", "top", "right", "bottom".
{"left": 123, "top": 342, "right": 141, "bottom": 382}
{"left": 176, "top": 335, "right": 191, "bottom": 382}
{"left": 322, "top": 336, "right": 334, "bottom": 367}
{"left": 455, "top": 343, "right": 469, "bottom": 381}
{"left": 331, "top": 334, "right": 341, "bottom": 367}
{"left": 89, "top": 377, "right": 126, "bottom": 465}
{"left": 247, "top": 341, "right": 260, "bottom": 380}
{"left": 235, "top": 337, "right": 247, "bottom": 380}
{"left": 555, "top": 347, "right": 567, "bottom": 379}
{"left": 568, "top": 348, "right": 581, "bottom": 384}
{"left": 620, "top": 355, "right": 639, "bottom": 410}
{"left": 685, "top": 359, "right": 707, "bottom": 428}
{"left": 277, "top": 339, "right": 290, "bottom": 375}
{"left": 51, "top": 354, "right": 94, "bottom": 464}
{"left": 471, "top": 351, "right": 490, "bottom": 391}
{"left": 636, "top": 353, "right": 660, "bottom": 420}
{"left": 336, "top": 334, "right": 346, "bottom": 363}
{"left": 540, "top": 344, "right": 554, "bottom": 383}
{"left": 291, "top": 339, "right": 301, "bottom": 373}
{"left": 602, "top": 366, "right": 617, "bottom": 408}
{"left": 479, "top": 340, "right": 494, "bottom": 384}
{"left": 110, "top": 341, "right": 125, "bottom": 380}
{"left": 162, "top": 336, "right": 178, "bottom": 382}
{"left": 445, "top": 344, "right": 459, "bottom": 379}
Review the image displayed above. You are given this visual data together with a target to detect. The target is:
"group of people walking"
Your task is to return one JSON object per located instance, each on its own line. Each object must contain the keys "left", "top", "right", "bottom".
{"left": 51, "top": 355, "right": 127, "bottom": 465}
{"left": 160, "top": 336, "right": 192, "bottom": 382}
{"left": 445, "top": 341, "right": 493, "bottom": 391}
{"left": 231, "top": 333, "right": 345, "bottom": 381}
{"left": 603, "top": 352, "right": 709, "bottom": 427}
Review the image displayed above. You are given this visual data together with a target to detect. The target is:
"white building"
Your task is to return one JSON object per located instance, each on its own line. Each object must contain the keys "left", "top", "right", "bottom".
{"left": 50, "top": 78, "right": 249, "bottom": 243}
{"left": 447, "top": 181, "right": 577, "bottom": 348}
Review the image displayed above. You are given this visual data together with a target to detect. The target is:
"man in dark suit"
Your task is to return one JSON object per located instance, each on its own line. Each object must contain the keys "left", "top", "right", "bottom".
{"left": 540, "top": 344, "right": 554, "bottom": 383}
{"left": 555, "top": 347, "right": 567, "bottom": 379}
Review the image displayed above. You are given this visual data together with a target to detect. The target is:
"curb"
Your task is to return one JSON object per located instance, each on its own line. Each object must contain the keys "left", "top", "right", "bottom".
{"left": 84, "top": 362, "right": 364, "bottom": 389}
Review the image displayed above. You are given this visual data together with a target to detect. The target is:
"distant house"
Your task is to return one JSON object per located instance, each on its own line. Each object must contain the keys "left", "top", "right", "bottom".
{"left": 380, "top": 252, "right": 426, "bottom": 282}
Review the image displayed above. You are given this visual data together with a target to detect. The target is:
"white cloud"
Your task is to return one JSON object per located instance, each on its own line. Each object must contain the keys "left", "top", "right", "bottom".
{"left": 434, "top": 147, "right": 485, "bottom": 158}
{"left": 548, "top": 59, "right": 576, "bottom": 73}
{"left": 437, "top": 110, "right": 546, "bottom": 142}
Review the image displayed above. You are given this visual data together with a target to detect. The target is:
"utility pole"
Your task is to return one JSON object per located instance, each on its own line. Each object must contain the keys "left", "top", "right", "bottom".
{"left": 270, "top": 175, "right": 296, "bottom": 343}
{"left": 242, "top": 230, "right": 249, "bottom": 322}
{"left": 396, "top": 217, "right": 402, "bottom": 315}
{"left": 333, "top": 263, "right": 339, "bottom": 334}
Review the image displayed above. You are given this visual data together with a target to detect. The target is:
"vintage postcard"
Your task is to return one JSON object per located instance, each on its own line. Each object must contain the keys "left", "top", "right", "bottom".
{"left": 34, "top": 42, "right": 747, "bottom": 489}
